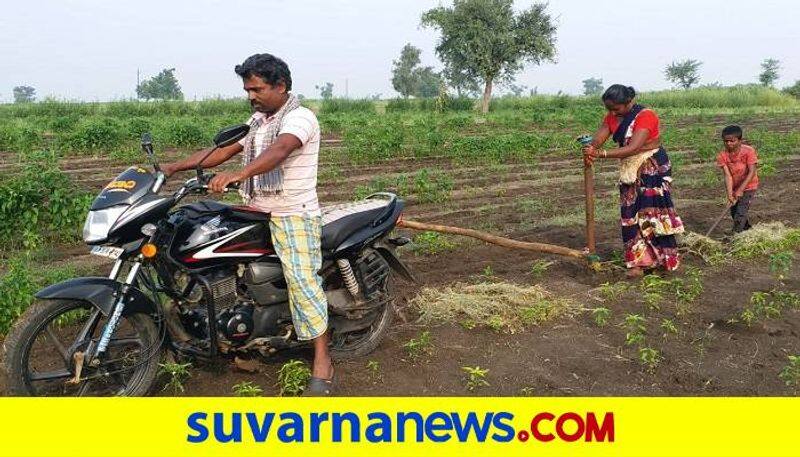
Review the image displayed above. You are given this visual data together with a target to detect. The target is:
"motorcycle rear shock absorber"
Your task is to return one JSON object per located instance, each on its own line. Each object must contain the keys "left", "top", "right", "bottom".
{"left": 336, "top": 258, "right": 361, "bottom": 300}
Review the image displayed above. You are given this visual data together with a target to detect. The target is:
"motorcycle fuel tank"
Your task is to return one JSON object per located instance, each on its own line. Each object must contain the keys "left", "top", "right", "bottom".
{"left": 168, "top": 200, "right": 274, "bottom": 269}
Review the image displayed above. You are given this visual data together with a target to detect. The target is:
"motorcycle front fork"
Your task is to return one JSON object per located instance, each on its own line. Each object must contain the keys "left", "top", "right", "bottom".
{"left": 82, "top": 258, "right": 142, "bottom": 368}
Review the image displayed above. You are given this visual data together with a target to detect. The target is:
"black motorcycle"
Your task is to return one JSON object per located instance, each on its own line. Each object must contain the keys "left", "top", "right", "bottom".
{"left": 3, "top": 125, "right": 414, "bottom": 396}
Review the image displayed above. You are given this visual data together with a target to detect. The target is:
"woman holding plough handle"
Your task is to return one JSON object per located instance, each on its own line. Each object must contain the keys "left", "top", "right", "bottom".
{"left": 583, "top": 85, "right": 684, "bottom": 278}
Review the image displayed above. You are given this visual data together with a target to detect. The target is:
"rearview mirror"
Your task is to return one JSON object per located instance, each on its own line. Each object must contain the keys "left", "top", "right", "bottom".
{"left": 213, "top": 124, "right": 250, "bottom": 148}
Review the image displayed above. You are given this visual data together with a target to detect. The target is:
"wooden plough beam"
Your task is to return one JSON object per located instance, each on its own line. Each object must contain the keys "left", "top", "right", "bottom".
{"left": 397, "top": 219, "right": 587, "bottom": 260}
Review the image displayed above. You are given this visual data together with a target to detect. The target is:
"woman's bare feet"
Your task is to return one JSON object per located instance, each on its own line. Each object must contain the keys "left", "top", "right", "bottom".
{"left": 625, "top": 267, "right": 644, "bottom": 279}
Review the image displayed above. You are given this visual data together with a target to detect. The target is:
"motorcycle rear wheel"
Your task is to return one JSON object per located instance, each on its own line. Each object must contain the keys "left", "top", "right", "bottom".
{"left": 329, "top": 274, "right": 395, "bottom": 361}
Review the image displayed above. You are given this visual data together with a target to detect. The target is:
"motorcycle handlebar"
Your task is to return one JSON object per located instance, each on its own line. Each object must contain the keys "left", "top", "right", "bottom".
{"left": 197, "top": 173, "right": 241, "bottom": 192}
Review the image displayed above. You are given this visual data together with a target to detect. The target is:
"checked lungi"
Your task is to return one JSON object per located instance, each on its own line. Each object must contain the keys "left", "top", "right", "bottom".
{"left": 269, "top": 214, "right": 328, "bottom": 340}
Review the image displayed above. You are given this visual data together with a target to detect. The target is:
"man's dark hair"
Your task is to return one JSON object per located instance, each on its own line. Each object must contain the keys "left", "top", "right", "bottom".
{"left": 721, "top": 125, "right": 743, "bottom": 139}
{"left": 602, "top": 84, "right": 636, "bottom": 104}
{"left": 235, "top": 53, "right": 292, "bottom": 90}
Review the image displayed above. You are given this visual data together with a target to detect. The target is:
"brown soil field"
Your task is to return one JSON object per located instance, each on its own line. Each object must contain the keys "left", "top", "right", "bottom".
{"left": 2, "top": 114, "right": 799, "bottom": 396}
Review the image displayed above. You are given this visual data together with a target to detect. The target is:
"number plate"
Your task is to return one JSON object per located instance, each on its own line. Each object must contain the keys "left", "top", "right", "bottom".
{"left": 90, "top": 246, "right": 124, "bottom": 260}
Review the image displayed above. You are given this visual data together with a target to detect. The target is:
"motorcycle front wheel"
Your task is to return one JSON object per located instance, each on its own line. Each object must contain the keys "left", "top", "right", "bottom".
{"left": 3, "top": 299, "right": 162, "bottom": 396}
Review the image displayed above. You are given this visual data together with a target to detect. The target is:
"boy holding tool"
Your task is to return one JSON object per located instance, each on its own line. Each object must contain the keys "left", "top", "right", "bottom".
{"left": 716, "top": 125, "right": 759, "bottom": 233}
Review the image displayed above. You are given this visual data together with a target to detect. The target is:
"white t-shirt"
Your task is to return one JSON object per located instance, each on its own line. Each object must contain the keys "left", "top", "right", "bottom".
{"left": 240, "top": 106, "right": 321, "bottom": 216}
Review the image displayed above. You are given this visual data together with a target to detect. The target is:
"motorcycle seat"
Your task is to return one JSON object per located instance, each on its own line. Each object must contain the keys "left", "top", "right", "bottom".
{"left": 320, "top": 196, "right": 396, "bottom": 252}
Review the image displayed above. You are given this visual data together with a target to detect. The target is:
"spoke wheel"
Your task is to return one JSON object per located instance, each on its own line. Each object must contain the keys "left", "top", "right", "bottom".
{"left": 3, "top": 300, "right": 162, "bottom": 397}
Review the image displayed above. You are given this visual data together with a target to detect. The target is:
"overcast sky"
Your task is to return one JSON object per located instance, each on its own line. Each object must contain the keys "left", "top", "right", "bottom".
{"left": 1, "top": 0, "right": 798, "bottom": 102}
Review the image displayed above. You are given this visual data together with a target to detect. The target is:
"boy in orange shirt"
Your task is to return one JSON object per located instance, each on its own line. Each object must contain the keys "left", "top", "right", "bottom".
{"left": 716, "top": 125, "right": 759, "bottom": 233}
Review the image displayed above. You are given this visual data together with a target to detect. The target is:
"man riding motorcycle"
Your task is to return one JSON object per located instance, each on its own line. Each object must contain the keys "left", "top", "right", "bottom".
{"left": 161, "top": 53, "right": 334, "bottom": 395}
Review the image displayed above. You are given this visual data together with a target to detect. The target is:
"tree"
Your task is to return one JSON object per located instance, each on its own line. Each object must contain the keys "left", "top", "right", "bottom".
{"left": 12, "top": 86, "right": 36, "bottom": 103}
{"left": 422, "top": 0, "right": 557, "bottom": 113}
{"left": 784, "top": 80, "right": 800, "bottom": 99}
{"left": 443, "top": 64, "right": 481, "bottom": 97}
{"left": 414, "top": 67, "right": 444, "bottom": 98}
{"left": 315, "top": 82, "right": 334, "bottom": 99}
{"left": 390, "top": 44, "right": 445, "bottom": 98}
{"left": 758, "top": 58, "right": 781, "bottom": 87}
{"left": 582, "top": 77, "right": 604, "bottom": 96}
{"left": 664, "top": 59, "right": 702, "bottom": 89}
{"left": 391, "top": 44, "right": 422, "bottom": 98}
{"left": 136, "top": 68, "right": 183, "bottom": 100}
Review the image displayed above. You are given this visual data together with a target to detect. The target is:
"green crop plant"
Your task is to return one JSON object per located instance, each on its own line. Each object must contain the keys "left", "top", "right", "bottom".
{"left": 403, "top": 331, "right": 433, "bottom": 360}
{"left": 769, "top": 251, "right": 793, "bottom": 281}
{"left": 277, "top": 360, "right": 312, "bottom": 396}
{"left": 410, "top": 231, "right": 457, "bottom": 256}
{"left": 623, "top": 314, "right": 647, "bottom": 346}
{"left": 597, "top": 282, "right": 630, "bottom": 301}
{"left": 641, "top": 275, "right": 671, "bottom": 311}
{"left": 592, "top": 307, "right": 611, "bottom": 327}
{"left": 366, "top": 360, "right": 381, "bottom": 379}
{"left": 159, "top": 362, "right": 192, "bottom": 394}
{"left": 461, "top": 366, "right": 490, "bottom": 391}
{"left": 411, "top": 169, "right": 454, "bottom": 203}
{"left": 232, "top": 381, "right": 263, "bottom": 397}
{"left": 660, "top": 319, "right": 679, "bottom": 336}
{"left": 778, "top": 355, "right": 800, "bottom": 390}
{"left": 530, "top": 260, "right": 554, "bottom": 279}
{"left": 638, "top": 347, "right": 662, "bottom": 373}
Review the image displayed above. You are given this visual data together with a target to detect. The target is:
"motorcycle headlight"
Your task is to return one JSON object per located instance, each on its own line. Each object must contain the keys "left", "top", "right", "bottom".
{"left": 83, "top": 205, "right": 128, "bottom": 243}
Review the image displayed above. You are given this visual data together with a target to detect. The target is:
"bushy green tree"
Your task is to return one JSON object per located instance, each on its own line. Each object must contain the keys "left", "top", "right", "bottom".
{"left": 391, "top": 44, "right": 422, "bottom": 98}
{"left": 136, "top": 68, "right": 183, "bottom": 100}
{"left": 414, "top": 67, "right": 444, "bottom": 98}
{"left": 12, "top": 86, "right": 36, "bottom": 103}
{"left": 665, "top": 59, "right": 702, "bottom": 89}
{"left": 391, "top": 44, "right": 445, "bottom": 98}
{"left": 783, "top": 80, "right": 800, "bottom": 99}
{"left": 759, "top": 58, "right": 781, "bottom": 87}
{"left": 422, "top": 0, "right": 557, "bottom": 113}
{"left": 582, "top": 77, "right": 604, "bottom": 96}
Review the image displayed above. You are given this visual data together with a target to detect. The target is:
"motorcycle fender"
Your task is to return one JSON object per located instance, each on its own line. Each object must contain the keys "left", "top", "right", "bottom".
{"left": 373, "top": 245, "right": 416, "bottom": 283}
{"left": 35, "top": 277, "right": 157, "bottom": 317}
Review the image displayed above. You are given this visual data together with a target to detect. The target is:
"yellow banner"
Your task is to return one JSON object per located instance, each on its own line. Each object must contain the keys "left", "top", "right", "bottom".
{"left": 0, "top": 397, "right": 797, "bottom": 457}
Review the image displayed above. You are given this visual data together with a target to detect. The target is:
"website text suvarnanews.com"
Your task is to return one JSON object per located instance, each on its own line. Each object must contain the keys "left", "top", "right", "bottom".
{"left": 187, "top": 410, "right": 614, "bottom": 444}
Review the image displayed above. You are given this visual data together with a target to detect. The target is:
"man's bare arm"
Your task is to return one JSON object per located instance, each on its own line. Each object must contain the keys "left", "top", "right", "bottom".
{"left": 207, "top": 133, "right": 302, "bottom": 193}
{"left": 162, "top": 142, "right": 244, "bottom": 177}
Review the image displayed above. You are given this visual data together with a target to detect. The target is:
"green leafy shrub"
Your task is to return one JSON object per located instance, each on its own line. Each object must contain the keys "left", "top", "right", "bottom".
{"left": 0, "top": 253, "right": 81, "bottom": 335}
{"left": 66, "top": 117, "right": 124, "bottom": 151}
{"left": 0, "top": 151, "right": 92, "bottom": 250}
{"left": 320, "top": 98, "right": 376, "bottom": 114}
{"left": 153, "top": 117, "right": 208, "bottom": 148}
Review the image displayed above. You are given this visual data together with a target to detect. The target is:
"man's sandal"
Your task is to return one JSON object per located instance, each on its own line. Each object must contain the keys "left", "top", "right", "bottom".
{"left": 302, "top": 371, "right": 335, "bottom": 396}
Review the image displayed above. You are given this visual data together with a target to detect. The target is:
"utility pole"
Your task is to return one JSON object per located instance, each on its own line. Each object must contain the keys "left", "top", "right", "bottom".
{"left": 136, "top": 68, "right": 140, "bottom": 100}
{"left": 345, "top": 78, "right": 349, "bottom": 99}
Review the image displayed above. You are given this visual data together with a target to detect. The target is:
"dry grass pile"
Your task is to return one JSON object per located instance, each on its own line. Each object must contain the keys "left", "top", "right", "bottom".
{"left": 411, "top": 281, "right": 576, "bottom": 333}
